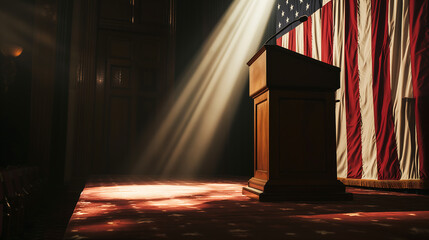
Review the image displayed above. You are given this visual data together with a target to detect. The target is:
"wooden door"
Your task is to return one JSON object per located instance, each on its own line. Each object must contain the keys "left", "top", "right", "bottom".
{"left": 87, "top": 0, "right": 173, "bottom": 174}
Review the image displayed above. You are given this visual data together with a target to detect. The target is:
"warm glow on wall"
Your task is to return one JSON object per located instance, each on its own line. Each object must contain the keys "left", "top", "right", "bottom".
{"left": 1, "top": 45, "right": 23, "bottom": 57}
{"left": 134, "top": 0, "right": 275, "bottom": 177}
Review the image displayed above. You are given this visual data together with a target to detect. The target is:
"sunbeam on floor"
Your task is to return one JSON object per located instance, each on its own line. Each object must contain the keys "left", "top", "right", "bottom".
{"left": 64, "top": 177, "right": 429, "bottom": 240}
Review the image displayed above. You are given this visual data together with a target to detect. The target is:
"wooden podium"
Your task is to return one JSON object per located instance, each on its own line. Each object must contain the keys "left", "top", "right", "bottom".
{"left": 242, "top": 45, "right": 351, "bottom": 201}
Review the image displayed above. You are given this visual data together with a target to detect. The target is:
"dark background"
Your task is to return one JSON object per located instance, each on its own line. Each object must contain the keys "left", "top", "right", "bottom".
{"left": 0, "top": 0, "right": 276, "bottom": 188}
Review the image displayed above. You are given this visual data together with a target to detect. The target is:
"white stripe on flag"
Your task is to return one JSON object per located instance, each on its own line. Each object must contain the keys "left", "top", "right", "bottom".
{"left": 389, "top": 0, "right": 420, "bottom": 179}
{"left": 332, "top": 0, "right": 347, "bottom": 178}
{"left": 282, "top": 33, "right": 289, "bottom": 50}
{"left": 312, "top": 8, "right": 322, "bottom": 61}
{"left": 295, "top": 23, "right": 305, "bottom": 55}
{"left": 357, "top": 0, "right": 378, "bottom": 180}
{"left": 323, "top": 0, "right": 331, "bottom": 7}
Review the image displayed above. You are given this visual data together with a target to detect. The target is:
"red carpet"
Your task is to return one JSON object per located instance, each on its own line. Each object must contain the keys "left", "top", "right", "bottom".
{"left": 64, "top": 176, "right": 429, "bottom": 239}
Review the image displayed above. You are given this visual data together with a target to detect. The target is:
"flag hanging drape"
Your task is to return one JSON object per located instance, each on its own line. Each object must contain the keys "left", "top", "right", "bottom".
{"left": 275, "top": 0, "right": 429, "bottom": 181}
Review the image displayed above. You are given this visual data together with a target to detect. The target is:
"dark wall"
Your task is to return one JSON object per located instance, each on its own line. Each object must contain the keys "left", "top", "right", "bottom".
{"left": 49, "top": 0, "right": 73, "bottom": 185}
{"left": 0, "top": 51, "right": 33, "bottom": 166}
{"left": 0, "top": 0, "right": 72, "bottom": 188}
{"left": 0, "top": 0, "right": 35, "bottom": 167}
{"left": 0, "top": 0, "right": 277, "bottom": 180}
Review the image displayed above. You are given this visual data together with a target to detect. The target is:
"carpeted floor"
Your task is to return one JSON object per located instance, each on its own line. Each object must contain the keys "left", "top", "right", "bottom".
{"left": 63, "top": 176, "right": 429, "bottom": 240}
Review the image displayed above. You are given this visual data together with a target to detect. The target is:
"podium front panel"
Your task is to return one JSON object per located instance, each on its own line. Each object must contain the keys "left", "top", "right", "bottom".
{"left": 254, "top": 91, "right": 269, "bottom": 180}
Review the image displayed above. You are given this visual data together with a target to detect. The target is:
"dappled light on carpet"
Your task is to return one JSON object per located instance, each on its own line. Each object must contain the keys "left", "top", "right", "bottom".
{"left": 80, "top": 183, "right": 245, "bottom": 212}
{"left": 64, "top": 177, "right": 429, "bottom": 240}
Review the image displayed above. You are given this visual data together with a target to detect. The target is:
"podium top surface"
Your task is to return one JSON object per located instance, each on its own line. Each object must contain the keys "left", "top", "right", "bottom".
{"left": 248, "top": 45, "right": 338, "bottom": 69}
{"left": 247, "top": 45, "right": 340, "bottom": 96}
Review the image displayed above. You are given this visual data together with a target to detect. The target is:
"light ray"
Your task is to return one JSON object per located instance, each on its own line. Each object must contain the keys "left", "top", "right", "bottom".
{"left": 135, "top": 0, "right": 275, "bottom": 177}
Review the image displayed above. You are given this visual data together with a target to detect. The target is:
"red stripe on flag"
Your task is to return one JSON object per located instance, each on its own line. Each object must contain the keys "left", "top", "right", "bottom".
{"left": 288, "top": 28, "right": 296, "bottom": 52}
{"left": 321, "top": 1, "right": 333, "bottom": 64}
{"left": 276, "top": 37, "right": 282, "bottom": 47}
{"left": 371, "top": 0, "right": 401, "bottom": 180}
{"left": 344, "top": 0, "right": 363, "bottom": 179}
{"left": 410, "top": 0, "right": 429, "bottom": 179}
{"left": 304, "top": 16, "right": 312, "bottom": 57}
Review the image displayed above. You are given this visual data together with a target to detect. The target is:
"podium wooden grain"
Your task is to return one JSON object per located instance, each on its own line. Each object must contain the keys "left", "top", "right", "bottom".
{"left": 242, "top": 45, "right": 351, "bottom": 201}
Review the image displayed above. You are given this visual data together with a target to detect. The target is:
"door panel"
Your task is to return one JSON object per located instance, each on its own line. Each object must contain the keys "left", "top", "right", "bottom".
{"left": 95, "top": 30, "right": 168, "bottom": 173}
{"left": 107, "top": 96, "right": 132, "bottom": 171}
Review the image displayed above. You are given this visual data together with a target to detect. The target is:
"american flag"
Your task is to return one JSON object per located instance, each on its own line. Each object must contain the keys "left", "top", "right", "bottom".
{"left": 275, "top": 0, "right": 429, "bottom": 182}
{"left": 276, "top": 0, "right": 321, "bottom": 37}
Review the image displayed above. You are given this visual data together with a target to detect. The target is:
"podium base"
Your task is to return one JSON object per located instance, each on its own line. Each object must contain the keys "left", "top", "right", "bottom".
{"left": 242, "top": 185, "right": 353, "bottom": 202}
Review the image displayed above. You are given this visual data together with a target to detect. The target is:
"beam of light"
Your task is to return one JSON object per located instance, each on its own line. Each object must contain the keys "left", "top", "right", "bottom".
{"left": 134, "top": 0, "right": 275, "bottom": 177}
